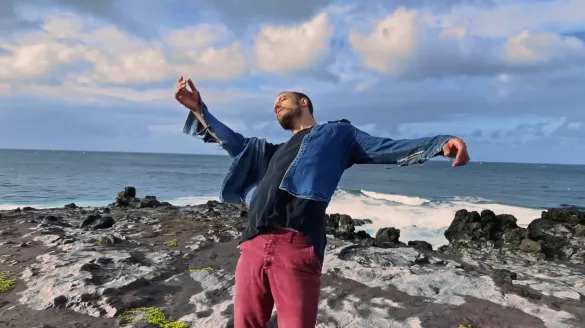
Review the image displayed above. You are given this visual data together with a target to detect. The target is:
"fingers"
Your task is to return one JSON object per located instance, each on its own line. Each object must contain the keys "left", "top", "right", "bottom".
{"left": 442, "top": 142, "right": 451, "bottom": 158}
{"left": 452, "top": 148, "right": 470, "bottom": 167}
{"left": 443, "top": 138, "right": 470, "bottom": 167}
{"left": 175, "top": 76, "right": 188, "bottom": 99}
{"left": 187, "top": 79, "right": 197, "bottom": 93}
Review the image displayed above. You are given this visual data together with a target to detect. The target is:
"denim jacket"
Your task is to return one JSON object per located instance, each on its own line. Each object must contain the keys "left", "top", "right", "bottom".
{"left": 183, "top": 100, "right": 454, "bottom": 204}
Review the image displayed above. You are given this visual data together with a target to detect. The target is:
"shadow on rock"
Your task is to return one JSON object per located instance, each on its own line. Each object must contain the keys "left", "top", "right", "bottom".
{"left": 319, "top": 273, "right": 548, "bottom": 328}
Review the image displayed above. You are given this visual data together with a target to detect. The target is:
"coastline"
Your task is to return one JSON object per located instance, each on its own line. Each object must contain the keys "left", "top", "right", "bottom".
{"left": 1, "top": 187, "right": 584, "bottom": 328}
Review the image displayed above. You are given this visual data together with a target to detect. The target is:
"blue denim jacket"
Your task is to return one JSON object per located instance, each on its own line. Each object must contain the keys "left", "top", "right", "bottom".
{"left": 183, "top": 100, "right": 453, "bottom": 204}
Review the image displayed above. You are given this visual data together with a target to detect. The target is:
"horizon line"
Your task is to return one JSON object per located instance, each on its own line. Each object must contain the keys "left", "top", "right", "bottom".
{"left": 1, "top": 147, "right": 583, "bottom": 166}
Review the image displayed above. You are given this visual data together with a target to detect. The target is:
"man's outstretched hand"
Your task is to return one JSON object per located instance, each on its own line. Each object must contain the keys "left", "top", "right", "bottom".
{"left": 175, "top": 76, "right": 201, "bottom": 114}
{"left": 442, "top": 138, "right": 470, "bottom": 167}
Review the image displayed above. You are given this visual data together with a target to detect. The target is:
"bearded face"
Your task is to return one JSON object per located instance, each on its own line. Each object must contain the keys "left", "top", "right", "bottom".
{"left": 274, "top": 92, "right": 303, "bottom": 130}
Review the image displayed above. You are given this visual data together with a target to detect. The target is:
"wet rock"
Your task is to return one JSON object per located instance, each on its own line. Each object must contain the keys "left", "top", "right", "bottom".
{"left": 527, "top": 208, "right": 585, "bottom": 261}
{"left": 39, "top": 215, "right": 72, "bottom": 228}
{"left": 115, "top": 186, "right": 137, "bottom": 207}
{"left": 64, "top": 203, "right": 77, "bottom": 209}
{"left": 140, "top": 196, "right": 161, "bottom": 208}
{"left": 80, "top": 214, "right": 102, "bottom": 228}
{"left": 444, "top": 209, "right": 527, "bottom": 251}
{"left": 353, "top": 230, "right": 376, "bottom": 247}
{"left": 375, "top": 227, "right": 406, "bottom": 248}
{"left": 325, "top": 214, "right": 355, "bottom": 240}
{"left": 93, "top": 216, "right": 115, "bottom": 230}
{"left": 353, "top": 218, "right": 373, "bottom": 226}
{"left": 408, "top": 240, "right": 433, "bottom": 251}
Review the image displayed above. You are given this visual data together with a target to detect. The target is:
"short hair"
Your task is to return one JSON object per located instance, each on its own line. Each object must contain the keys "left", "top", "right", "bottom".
{"left": 280, "top": 91, "right": 314, "bottom": 116}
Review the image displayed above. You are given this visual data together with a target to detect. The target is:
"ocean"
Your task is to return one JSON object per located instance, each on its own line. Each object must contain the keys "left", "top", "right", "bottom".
{"left": 1, "top": 149, "right": 584, "bottom": 247}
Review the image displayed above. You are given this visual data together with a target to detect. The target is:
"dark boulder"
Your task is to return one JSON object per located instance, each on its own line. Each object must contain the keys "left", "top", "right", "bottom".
{"left": 492, "top": 269, "right": 517, "bottom": 285}
{"left": 80, "top": 214, "right": 102, "bottom": 228}
{"left": 140, "top": 196, "right": 161, "bottom": 208}
{"left": 353, "top": 219, "right": 373, "bottom": 226}
{"left": 527, "top": 208, "right": 585, "bottom": 261}
{"left": 444, "top": 209, "right": 527, "bottom": 250}
{"left": 325, "top": 214, "right": 355, "bottom": 240}
{"left": 408, "top": 240, "right": 433, "bottom": 251}
{"left": 80, "top": 214, "right": 115, "bottom": 230}
{"left": 115, "top": 186, "right": 137, "bottom": 207}
{"left": 353, "top": 230, "right": 376, "bottom": 247}
{"left": 374, "top": 227, "right": 406, "bottom": 248}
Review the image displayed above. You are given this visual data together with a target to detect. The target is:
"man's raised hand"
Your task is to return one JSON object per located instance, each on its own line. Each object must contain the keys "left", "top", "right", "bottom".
{"left": 175, "top": 76, "right": 201, "bottom": 114}
{"left": 442, "top": 138, "right": 470, "bottom": 167}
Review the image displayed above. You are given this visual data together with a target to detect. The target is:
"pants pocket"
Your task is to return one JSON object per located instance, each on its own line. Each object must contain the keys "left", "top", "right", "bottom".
{"left": 307, "top": 245, "right": 323, "bottom": 275}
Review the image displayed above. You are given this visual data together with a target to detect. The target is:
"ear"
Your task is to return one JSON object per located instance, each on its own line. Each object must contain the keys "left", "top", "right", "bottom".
{"left": 300, "top": 97, "right": 308, "bottom": 107}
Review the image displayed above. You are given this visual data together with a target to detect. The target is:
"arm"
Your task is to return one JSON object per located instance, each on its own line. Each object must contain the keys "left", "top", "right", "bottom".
{"left": 351, "top": 125, "right": 454, "bottom": 165}
{"left": 182, "top": 98, "right": 248, "bottom": 158}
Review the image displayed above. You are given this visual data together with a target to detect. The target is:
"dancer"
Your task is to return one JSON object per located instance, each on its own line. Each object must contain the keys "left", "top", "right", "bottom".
{"left": 175, "top": 77, "right": 470, "bottom": 328}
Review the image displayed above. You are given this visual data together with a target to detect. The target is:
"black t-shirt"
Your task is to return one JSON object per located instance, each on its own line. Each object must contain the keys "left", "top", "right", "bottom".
{"left": 242, "top": 127, "right": 328, "bottom": 261}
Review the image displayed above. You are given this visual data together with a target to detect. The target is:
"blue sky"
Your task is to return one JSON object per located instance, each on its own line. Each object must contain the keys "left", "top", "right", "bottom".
{"left": 0, "top": 0, "right": 584, "bottom": 164}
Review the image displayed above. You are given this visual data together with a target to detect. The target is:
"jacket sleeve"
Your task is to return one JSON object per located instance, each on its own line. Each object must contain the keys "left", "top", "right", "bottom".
{"left": 351, "top": 125, "right": 454, "bottom": 165}
{"left": 182, "top": 98, "right": 247, "bottom": 158}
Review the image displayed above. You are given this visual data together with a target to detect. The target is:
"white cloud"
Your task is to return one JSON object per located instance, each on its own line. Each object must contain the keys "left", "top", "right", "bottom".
{"left": 445, "top": 0, "right": 585, "bottom": 38}
{"left": 0, "top": 40, "right": 86, "bottom": 80}
{"left": 254, "top": 12, "right": 332, "bottom": 74}
{"left": 0, "top": 13, "right": 247, "bottom": 85}
{"left": 166, "top": 25, "right": 230, "bottom": 50}
{"left": 349, "top": 7, "right": 585, "bottom": 79}
{"left": 349, "top": 9, "right": 419, "bottom": 75}
{"left": 505, "top": 31, "right": 585, "bottom": 65}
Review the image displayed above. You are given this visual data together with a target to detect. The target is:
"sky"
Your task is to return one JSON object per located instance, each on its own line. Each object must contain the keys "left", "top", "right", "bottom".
{"left": 0, "top": 0, "right": 584, "bottom": 164}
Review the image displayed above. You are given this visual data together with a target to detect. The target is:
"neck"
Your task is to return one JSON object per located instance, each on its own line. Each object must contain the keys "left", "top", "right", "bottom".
{"left": 290, "top": 116, "right": 317, "bottom": 134}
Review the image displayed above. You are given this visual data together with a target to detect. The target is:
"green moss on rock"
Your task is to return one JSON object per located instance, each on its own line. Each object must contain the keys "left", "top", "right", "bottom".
{"left": 188, "top": 266, "right": 214, "bottom": 273}
{"left": 0, "top": 271, "right": 16, "bottom": 293}
{"left": 164, "top": 239, "right": 177, "bottom": 247}
{"left": 119, "top": 307, "right": 187, "bottom": 328}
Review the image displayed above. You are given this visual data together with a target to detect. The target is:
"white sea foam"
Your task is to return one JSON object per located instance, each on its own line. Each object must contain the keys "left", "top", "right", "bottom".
{"left": 327, "top": 189, "right": 543, "bottom": 248}
{"left": 360, "top": 190, "right": 430, "bottom": 206}
{"left": 168, "top": 196, "right": 219, "bottom": 206}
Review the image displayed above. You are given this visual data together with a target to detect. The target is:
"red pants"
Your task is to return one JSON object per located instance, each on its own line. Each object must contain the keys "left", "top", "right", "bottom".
{"left": 234, "top": 228, "right": 323, "bottom": 328}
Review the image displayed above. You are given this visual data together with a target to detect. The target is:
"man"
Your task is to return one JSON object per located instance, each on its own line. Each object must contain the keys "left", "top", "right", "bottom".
{"left": 175, "top": 77, "right": 470, "bottom": 328}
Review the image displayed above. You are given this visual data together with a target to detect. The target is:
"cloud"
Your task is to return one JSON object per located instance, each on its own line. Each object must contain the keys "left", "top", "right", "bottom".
{"left": 348, "top": 7, "right": 585, "bottom": 79}
{"left": 445, "top": 0, "right": 585, "bottom": 38}
{"left": 1, "top": 0, "right": 162, "bottom": 37}
{"left": 254, "top": 13, "right": 332, "bottom": 74}
{"left": 188, "top": 0, "right": 333, "bottom": 30}
{"left": 0, "top": 13, "right": 247, "bottom": 86}
{"left": 1, "top": 0, "right": 585, "bottom": 164}
{"left": 505, "top": 31, "right": 585, "bottom": 65}
{"left": 396, "top": 115, "right": 569, "bottom": 145}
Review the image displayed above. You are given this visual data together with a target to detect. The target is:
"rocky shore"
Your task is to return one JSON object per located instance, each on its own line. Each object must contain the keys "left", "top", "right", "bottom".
{"left": 1, "top": 187, "right": 584, "bottom": 328}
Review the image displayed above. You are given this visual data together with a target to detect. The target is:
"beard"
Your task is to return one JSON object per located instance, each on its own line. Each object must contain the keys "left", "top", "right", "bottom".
{"left": 277, "top": 106, "right": 302, "bottom": 130}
